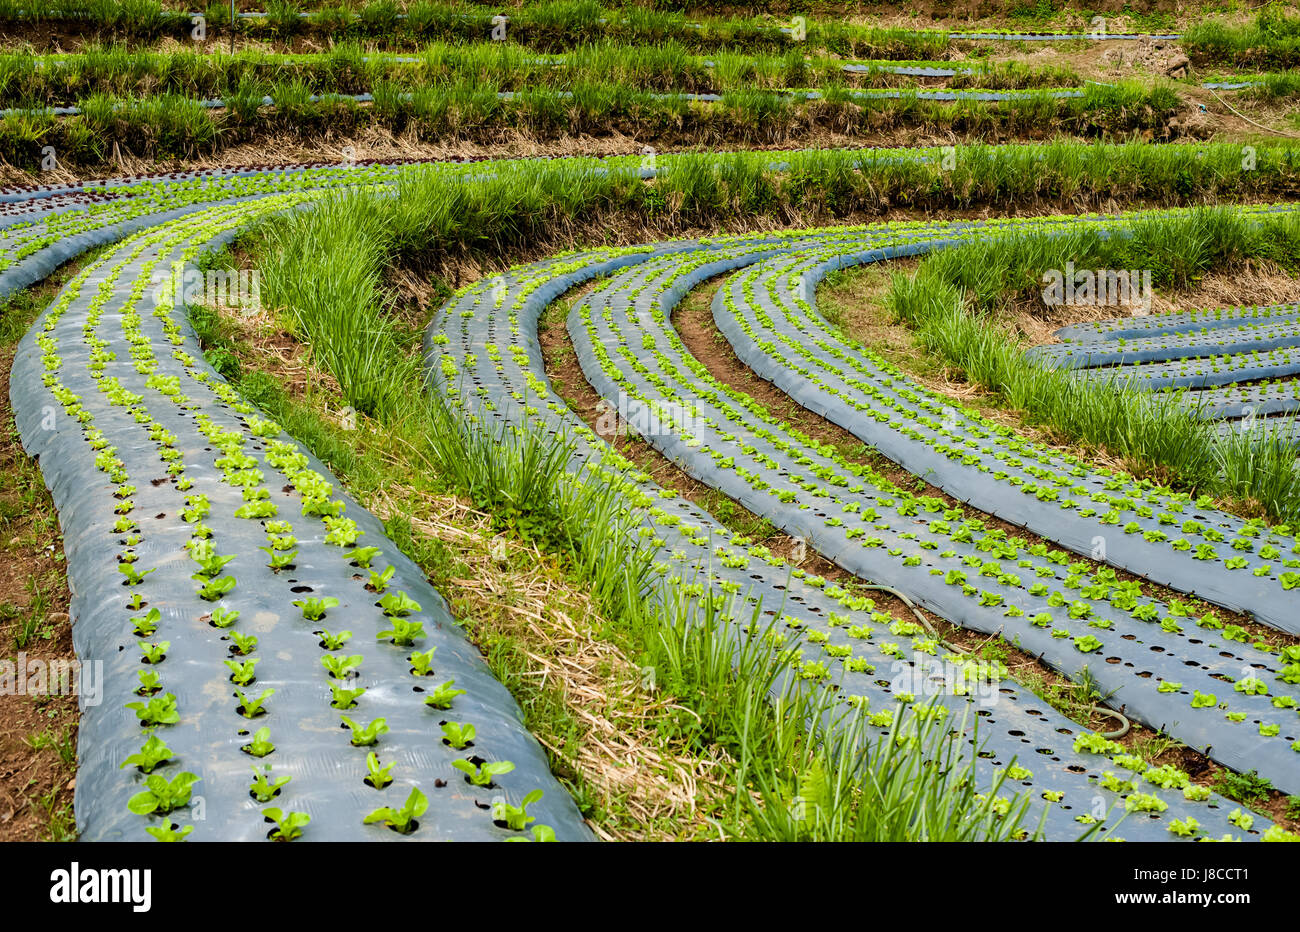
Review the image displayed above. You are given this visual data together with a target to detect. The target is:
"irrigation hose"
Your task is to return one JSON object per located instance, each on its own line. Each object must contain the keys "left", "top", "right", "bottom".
{"left": 1209, "top": 88, "right": 1300, "bottom": 139}
{"left": 855, "top": 581, "right": 1132, "bottom": 739}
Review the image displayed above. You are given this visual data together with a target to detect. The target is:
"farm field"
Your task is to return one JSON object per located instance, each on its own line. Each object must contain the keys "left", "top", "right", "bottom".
{"left": 1, "top": 0, "right": 1300, "bottom": 856}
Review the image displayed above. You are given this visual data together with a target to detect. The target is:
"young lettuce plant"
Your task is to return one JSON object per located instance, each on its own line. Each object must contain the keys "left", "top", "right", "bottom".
{"left": 131, "top": 608, "right": 161, "bottom": 637}
{"left": 209, "top": 607, "right": 240, "bottom": 628}
{"left": 492, "top": 789, "right": 543, "bottom": 831}
{"left": 378, "top": 591, "right": 421, "bottom": 617}
{"left": 294, "top": 596, "right": 339, "bottom": 622}
{"left": 441, "top": 721, "right": 475, "bottom": 750}
{"left": 249, "top": 765, "right": 291, "bottom": 803}
{"left": 363, "top": 787, "right": 427, "bottom": 834}
{"left": 263, "top": 807, "right": 310, "bottom": 841}
{"left": 347, "top": 546, "right": 381, "bottom": 568}
{"left": 145, "top": 822, "right": 193, "bottom": 843}
{"left": 318, "top": 629, "right": 352, "bottom": 651}
{"left": 128, "top": 772, "right": 200, "bottom": 815}
{"left": 330, "top": 682, "right": 366, "bottom": 710}
{"left": 195, "top": 574, "right": 237, "bottom": 601}
{"left": 452, "top": 758, "right": 514, "bottom": 788}
{"left": 228, "top": 631, "right": 258, "bottom": 656}
{"left": 242, "top": 726, "right": 275, "bottom": 758}
{"left": 322, "top": 654, "right": 363, "bottom": 679}
{"left": 341, "top": 716, "right": 389, "bottom": 747}
{"left": 235, "top": 688, "right": 275, "bottom": 719}
{"left": 364, "top": 752, "right": 394, "bottom": 789}
{"left": 409, "top": 647, "right": 436, "bottom": 676}
{"left": 119, "top": 735, "right": 174, "bottom": 774}
{"left": 423, "top": 680, "right": 465, "bottom": 710}
{"left": 125, "top": 693, "right": 180, "bottom": 727}
{"left": 139, "top": 640, "right": 169, "bottom": 665}
{"left": 118, "top": 563, "right": 155, "bottom": 586}
{"left": 377, "top": 617, "right": 424, "bottom": 647}
{"left": 367, "top": 564, "right": 395, "bottom": 592}
{"left": 260, "top": 546, "right": 297, "bottom": 570}
{"left": 504, "top": 824, "right": 557, "bottom": 843}
{"left": 225, "top": 658, "right": 258, "bottom": 686}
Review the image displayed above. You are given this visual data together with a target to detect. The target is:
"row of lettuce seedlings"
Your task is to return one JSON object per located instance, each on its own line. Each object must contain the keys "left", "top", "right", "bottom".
{"left": 35, "top": 204, "right": 555, "bottom": 841}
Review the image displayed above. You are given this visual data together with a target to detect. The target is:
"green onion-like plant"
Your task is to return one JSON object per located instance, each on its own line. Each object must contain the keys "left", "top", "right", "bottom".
{"left": 119, "top": 734, "right": 174, "bottom": 773}
{"left": 364, "top": 752, "right": 393, "bottom": 789}
{"left": 249, "top": 765, "right": 292, "bottom": 803}
{"left": 128, "top": 771, "right": 200, "bottom": 815}
{"left": 341, "top": 715, "right": 389, "bottom": 747}
{"left": 294, "top": 596, "right": 339, "bottom": 621}
{"left": 263, "top": 807, "right": 310, "bottom": 841}
{"left": 452, "top": 758, "right": 515, "bottom": 788}
{"left": 493, "top": 789, "right": 543, "bottom": 831}
{"left": 424, "top": 680, "right": 465, "bottom": 710}
{"left": 363, "top": 787, "right": 427, "bottom": 835}
{"left": 236, "top": 687, "right": 275, "bottom": 718}
{"left": 125, "top": 693, "right": 180, "bottom": 727}
{"left": 242, "top": 726, "right": 275, "bottom": 758}
{"left": 441, "top": 721, "right": 475, "bottom": 750}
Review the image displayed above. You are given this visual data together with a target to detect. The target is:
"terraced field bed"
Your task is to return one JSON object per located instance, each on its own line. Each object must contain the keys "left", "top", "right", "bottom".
{"left": 2, "top": 1, "right": 1300, "bottom": 846}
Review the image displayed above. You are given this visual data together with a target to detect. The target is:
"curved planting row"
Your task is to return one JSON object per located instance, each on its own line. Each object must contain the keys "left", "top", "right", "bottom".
{"left": 426, "top": 222, "right": 1298, "bottom": 840}
{"left": 1030, "top": 302, "right": 1300, "bottom": 444}
{"left": 6, "top": 177, "right": 591, "bottom": 841}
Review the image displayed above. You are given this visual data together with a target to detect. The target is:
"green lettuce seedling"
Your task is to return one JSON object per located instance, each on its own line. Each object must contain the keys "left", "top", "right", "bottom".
{"left": 242, "top": 726, "right": 275, "bottom": 758}
{"left": 263, "top": 808, "right": 310, "bottom": 841}
{"left": 294, "top": 596, "right": 339, "bottom": 621}
{"left": 368, "top": 564, "right": 395, "bottom": 592}
{"left": 378, "top": 591, "right": 421, "bottom": 617}
{"left": 330, "top": 682, "right": 366, "bottom": 710}
{"left": 363, "top": 787, "right": 427, "bottom": 834}
{"left": 493, "top": 789, "right": 543, "bottom": 831}
{"left": 225, "top": 658, "right": 258, "bottom": 686}
{"left": 210, "top": 607, "right": 240, "bottom": 628}
{"left": 452, "top": 758, "right": 514, "bottom": 787}
{"left": 132, "top": 608, "right": 161, "bottom": 637}
{"left": 347, "top": 546, "right": 381, "bottom": 568}
{"left": 364, "top": 752, "right": 394, "bottom": 789}
{"left": 236, "top": 688, "right": 275, "bottom": 718}
{"left": 341, "top": 716, "right": 389, "bottom": 747}
{"left": 249, "top": 766, "right": 291, "bottom": 803}
{"left": 139, "top": 640, "right": 169, "bottom": 664}
{"left": 260, "top": 546, "right": 297, "bottom": 570}
{"left": 321, "top": 654, "right": 363, "bottom": 679}
{"left": 145, "top": 823, "right": 192, "bottom": 843}
{"left": 136, "top": 669, "right": 162, "bottom": 696}
{"left": 441, "top": 721, "right": 475, "bottom": 750}
{"left": 424, "top": 680, "right": 465, "bottom": 710}
{"left": 128, "top": 772, "right": 200, "bottom": 815}
{"left": 377, "top": 617, "right": 424, "bottom": 646}
{"left": 120, "top": 735, "right": 174, "bottom": 773}
{"left": 319, "top": 629, "right": 353, "bottom": 651}
{"left": 409, "top": 647, "right": 436, "bottom": 676}
{"left": 118, "top": 563, "right": 155, "bottom": 586}
{"left": 229, "top": 631, "right": 258, "bottom": 655}
{"left": 195, "top": 574, "right": 237, "bottom": 601}
{"left": 125, "top": 693, "right": 180, "bottom": 727}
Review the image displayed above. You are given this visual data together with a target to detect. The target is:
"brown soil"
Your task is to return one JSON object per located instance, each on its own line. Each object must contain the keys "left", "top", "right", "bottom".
{"left": 0, "top": 341, "right": 77, "bottom": 842}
